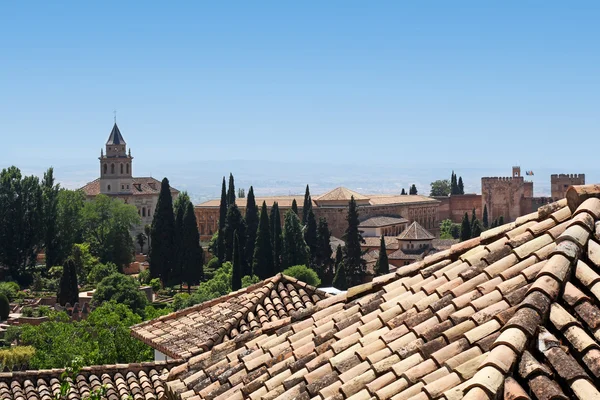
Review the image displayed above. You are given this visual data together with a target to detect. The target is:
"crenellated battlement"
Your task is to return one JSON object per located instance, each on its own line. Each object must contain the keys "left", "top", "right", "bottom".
{"left": 551, "top": 173, "right": 585, "bottom": 179}
{"left": 481, "top": 176, "right": 525, "bottom": 182}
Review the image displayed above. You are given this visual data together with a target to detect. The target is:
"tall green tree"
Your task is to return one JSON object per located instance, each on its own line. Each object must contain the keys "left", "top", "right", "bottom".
{"left": 227, "top": 173, "right": 236, "bottom": 207}
{"left": 458, "top": 177, "right": 465, "bottom": 194}
{"left": 172, "top": 192, "right": 191, "bottom": 286}
{"left": 302, "top": 185, "right": 312, "bottom": 225}
{"left": 291, "top": 199, "right": 299, "bottom": 216}
{"left": 451, "top": 171, "right": 458, "bottom": 195}
{"left": 471, "top": 219, "right": 482, "bottom": 238}
{"left": 430, "top": 179, "right": 451, "bottom": 196}
{"left": 149, "top": 178, "right": 176, "bottom": 284}
{"left": 270, "top": 202, "right": 283, "bottom": 272}
{"left": 332, "top": 245, "right": 347, "bottom": 290}
{"left": 343, "top": 196, "right": 366, "bottom": 287}
{"left": 57, "top": 258, "right": 78, "bottom": 306}
{"left": 304, "top": 210, "right": 318, "bottom": 260}
{"left": 374, "top": 236, "right": 389, "bottom": 276}
{"left": 253, "top": 202, "right": 274, "bottom": 280}
{"left": 401, "top": 188, "right": 406, "bottom": 195}
{"left": 224, "top": 203, "right": 245, "bottom": 262}
{"left": 282, "top": 210, "right": 309, "bottom": 269}
{"left": 314, "top": 218, "right": 333, "bottom": 286}
{"left": 409, "top": 184, "right": 418, "bottom": 195}
{"left": 460, "top": 212, "right": 471, "bottom": 242}
{"left": 231, "top": 232, "right": 242, "bottom": 291}
{"left": 217, "top": 177, "right": 228, "bottom": 263}
{"left": 244, "top": 186, "right": 259, "bottom": 277}
{"left": 42, "top": 168, "right": 60, "bottom": 268}
{"left": 498, "top": 216, "right": 504, "bottom": 225}
{"left": 482, "top": 205, "right": 489, "bottom": 229}
{"left": 54, "top": 189, "right": 85, "bottom": 267}
{"left": 470, "top": 208, "right": 478, "bottom": 234}
{"left": 181, "top": 202, "right": 203, "bottom": 293}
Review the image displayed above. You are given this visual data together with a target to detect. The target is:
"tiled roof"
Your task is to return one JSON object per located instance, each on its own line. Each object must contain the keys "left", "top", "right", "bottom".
{"left": 161, "top": 185, "right": 600, "bottom": 400}
{"left": 359, "top": 216, "right": 409, "bottom": 228}
{"left": 398, "top": 221, "right": 436, "bottom": 241}
{"left": 315, "top": 187, "right": 370, "bottom": 202}
{"left": 197, "top": 196, "right": 310, "bottom": 209}
{"left": 0, "top": 361, "right": 178, "bottom": 400}
{"left": 131, "top": 274, "right": 329, "bottom": 360}
{"left": 80, "top": 177, "right": 179, "bottom": 197}
{"left": 106, "top": 123, "right": 126, "bottom": 145}
{"left": 388, "top": 248, "right": 423, "bottom": 260}
{"left": 362, "top": 236, "right": 400, "bottom": 250}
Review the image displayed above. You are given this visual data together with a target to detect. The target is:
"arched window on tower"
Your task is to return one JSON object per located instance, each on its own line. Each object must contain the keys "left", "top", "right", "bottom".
{"left": 120, "top": 164, "right": 124, "bottom": 174}
{"left": 103, "top": 164, "right": 107, "bottom": 174}
{"left": 126, "top": 164, "right": 129, "bottom": 174}
{"left": 111, "top": 164, "right": 115, "bottom": 174}
{"left": 142, "top": 207, "right": 146, "bottom": 217}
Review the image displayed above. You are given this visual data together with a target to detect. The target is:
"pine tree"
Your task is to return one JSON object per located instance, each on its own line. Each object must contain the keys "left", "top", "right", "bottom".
{"left": 314, "top": 217, "right": 333, "bottom": 286}
{"left": 227, "top": 173, "right": 236, "bottom": 207}
{"left": 270, "top": 202, "right": 283, "bottom": 272}
{"left": 217, "top": 177, "right": 227, "bottom": 263}
{"left": 460, "top": 212, "right": 471, "bottom": 242}
{"left": 253, "top": 202, "right": 274, "bottom": 279}
{"left": 282, "top": 210, "right": 309, "bottom": 269}
{"left": 291, "top": 199, "right": 299, "bottom": 216}
{"left": 225, "top": 203, "right": 245, "bottom": 262}
{"left": 150, "top": 178, "right": 176, "bottom": 285}
{"left": 482, "top": 205, "right": 489, "bottom": 229}
{"left": 332, "top": 245, "right": 347, "bottom": 290}
{"left": 374, "top": 236, "right": 389, "bottom": 276}
{"left": 409, "top": 184, "right": 418, "bottom": 195}
{"left": 302, "top": 185, "right": 312, "bottom": 225}
{"left": 57, "top": 258, "right": 78, "bottom": 306}
{"left": 343, "top": 196, "right": 366, "bottom": 287}
{"left": 458, "top": 177, "right": 464, "bottom": 195}
{"left": 304, "top": 210, "right": 318, "bottom": 261}
{"left": 232, "top": 231, "right": 242, "bottom": 291}
{"left": 244, "top": 186, "right": 259, "bottom": 277}
{"left": 181, "top": 202, "right": 203, "bottom": 293}
{"left": 401, "top": 188, "right": 406, "bottom": 195}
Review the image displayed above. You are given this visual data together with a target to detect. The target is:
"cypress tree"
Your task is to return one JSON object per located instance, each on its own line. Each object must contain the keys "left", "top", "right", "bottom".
{"left": 244, "top": 186, "right": 259, "bottom": 277}
{"left": 232, "top": 231, "right": 242, "bottom": 291}
{"left": 227, "top": 173, "right": 236, "bottom": 207}
{"left": 483, "top": 205, "right": 489, "bottom": 229}
{"left": 225, "top": 203, "right": 245, "bottom": 262}
{"left": 302, "top": 185, "right": 312, "bottom": 225}
{"left": 42, "top": 167, "right": 60, "bottom": 268}
{"left": 291, "top": 199, "right": 299, "bottom": 216}
{"left": 282, "top": 210, "right": 309, "bottom": 269}
{"left": 270, "top": 202, "right": 283, "bottom": 272}
{"left": 401, "top": 188, "right": 406, "bottom": 195}
{"left": 458, "top": 177, "right": 464, "bottom": 195}
{"left": 471, "top": 219, "right": 482, "bottom": 238}
{"left": 460, "top": 212, "right": 471, "bottom": 242}
{"left": 332, "top": 245, "right": 347, "bottom": 290}
{"left": 498, "top": 216, "right": 504, "bottom": 226}
{"left": 57, "top": 258, "right": 78, "bottom": 306}
{"left": 173, "top": 192, "right": 190, "bottom": 287}
{"left": 217, "top": 177, "right": 227, "bottom": 263}
{"left": 409, "top": 184, "right": 418, "bottom": 195}
{"left": 304, "top": 210, "right": 318, "bottom": 260}
{"left": 181, "top": 202, "right": 203, "bottom": 293}
{"left": 471, "top": 208, "right": 477, "bottom": 229}
{"left": 343, "top": 196, "right": 366, "bottom": 287}
{"left": 150, "top": 178, "right": 176, "bottom": 285}
{"left": 253, "top": 202, "right": 274, "bottom": 279}
{"left": 374, "top": 236, "right": 389, "bottom": 276}
{"left": 315, "top": 218, "right": 333, "bottom": 286}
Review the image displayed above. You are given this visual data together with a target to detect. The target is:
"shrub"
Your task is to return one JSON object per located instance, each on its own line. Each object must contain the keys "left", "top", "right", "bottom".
{"left": 282, "top": 265, "right": 321, "bottom": 287}
{"left": 242, "top": 275, "right": 260, "bottom": 288}
{"left": 87, "top": 262, "right": 118, "bottom": 285}
{"left": 0, "top": 294, "right": 10, "bottom": 320}
{"left": 31, "top": 273, "right": 44, "bottom": 292}
{"left": 172, "top": 293, "right": 190, "bottom": 311}
{"left": 93, "top": 273, "right": 147, "bottom": 316}
{"left": 21, "top": 307, "right": 33, "bottom": 317}
{"left": 137, "top": 269, "right": 150, "bottom": 284}
{"left": 0, "top": 282, "right": 20, "bottom": 301}
{"left": 149, "top": 278, "right": 161, "bottom": 293}
{"left": 0, "top": 346, "right": 35, "bottom": 370}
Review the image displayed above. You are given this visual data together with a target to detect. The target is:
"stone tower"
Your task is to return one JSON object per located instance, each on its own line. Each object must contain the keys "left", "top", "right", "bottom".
{"left": 551, "top": 173, "right": 585, "bottom": 200}
{"left": 99, "top": 123, "right": 133, "bottom": 195}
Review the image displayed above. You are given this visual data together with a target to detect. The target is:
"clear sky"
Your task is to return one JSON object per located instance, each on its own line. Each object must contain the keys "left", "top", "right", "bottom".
{"left": 1, "top": 2, "right": 599, "bottom": 190}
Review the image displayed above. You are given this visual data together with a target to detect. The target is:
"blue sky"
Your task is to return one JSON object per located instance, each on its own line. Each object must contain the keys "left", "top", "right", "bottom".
{"left": 1, "top": 2, "right": 599, "bottom": 193}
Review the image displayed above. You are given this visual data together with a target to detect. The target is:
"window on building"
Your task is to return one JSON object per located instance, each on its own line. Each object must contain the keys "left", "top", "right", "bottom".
{"left": 120, "top": 164, "right": 124, "bottom": 174}
{"left": 103, "top": 164, "right": 107, "bottom": 174}
{"left": 147, "top": 207, "right": 151, "bottom": 216}
{"left": 107, "top": 185, "right": 111, "bottom": 191}
{"left": 111, "top": 164, "right": 115, "bottom": 174}
{"left": 127, "top": 185, "right": 129, "bottom": 189}
{"left": 126, "top": 164, "right": 130, "bottom": 174}
{"left": 142, "top": 208, "right": 146, "bottom": 217}
{"left": 121, "top": 184, "right": 124, "bottom": 190}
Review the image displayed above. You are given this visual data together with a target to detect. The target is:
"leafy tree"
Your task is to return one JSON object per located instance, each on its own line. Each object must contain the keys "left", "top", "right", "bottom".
{"left": 343, "top": 196, "right": 366, "bottom": 287}
{"left": 0, "top": 294, "right": 9, "bottom": 320}
{"left": 460, "top": 212, "right": 471, "bottom": 242}
{"left": 92, "top": 273, "right": 147, "bottom": 315}
{"left": 217, "top": 177, "right": 227, "bottom": 263}
{"left": 282, "top": 210, "right": 309, "bottom": 269}
{"left": 231, "top": 232, "right": 242, "bottom": 291}
{"left": 87, "top": 262, "right": 118, "bottom": 285}
{"left": 244, "top": 187, "right": 259, "bottom": 277}
{"left": 149, "top": 178, "right": 176, "bottom": 285}
{"left": 270, "top": 202, "right": 283, "bottom": 272}
{"left": 282, "top": 265, "right": 321, "bottom": 286}
{"left": 314, "top": 218, "right": 333, "bottom": 286}
{"left": 401, "top": 188, "right": 406, "bottom": 195}
{"left": 0, "top": 282, "right": 20, "bottom": 301}
{"left": 253, "top": 202, "right": 274, "bottom": 280}
{"left": 374, "top": 236, "right": 389, "bottom": 276}
{"left": 302, "top": 185, "right": 312, "bottom": 225}
{"left": 224, "top": 203, "right": 246, "bottom": 262}
{"left": 181, "top": 202, "right": 204, "bottom": 293}
{"left": 291, "top": 199, "right": 299, "bottom": 216}
{"left": 440, "top": 219, "right": 461, "bottom": 239}
{"left": 70, "top": 242, "right": 99, "bottom": 281}
{"left": 430, "top": 179, "right": 451, "bottom": 196}
{"left": 178, "top": 262, "right": 233, "bottom": 309}
{"left": 458, "top": 177, "right": 465, "bottom": 194}
{"left": 42, "top": 167, "right": 60, "bottom": 268}
{"left": 110, "top": 224, "right": 136, "bottom": 270}
{"left": 149, "top": 278, "right": 161, "bottom": 293}
{"left": 227, "top": 173, "right": 236, "bottom": 207}
{"left": 136, "top": 233, "right": 147, "bottom": 254}
{"left": 483, "top": 205, "right": 489, "bottom": 229}
{"left": 409, "top": 184, "right": 418, "bottom": 195}
{"left": 54, "top": 189, "right": 85, "bottom": 266}
{"left": 304, "top": 210, "right": 318, "bottom": 260}
{"left": 242, "top": 275, "right": 260, "bottom": 288}
{"left": 57, "top": 259, "right": 78, "bottom": 306}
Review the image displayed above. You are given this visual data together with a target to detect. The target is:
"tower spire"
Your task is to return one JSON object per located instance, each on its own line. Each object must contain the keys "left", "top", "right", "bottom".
{"left": 114, "top": 109, "right": 117, "bottom": 124}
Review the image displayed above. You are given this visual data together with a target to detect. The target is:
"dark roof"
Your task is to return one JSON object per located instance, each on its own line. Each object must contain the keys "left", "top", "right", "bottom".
{"left": 80, "top": 177, "right": 179, "bottom": 197}
{"left": 398, "top": 220, "right": 436, "bottom": 240}
{"left": 362, "top": 236, "right": 400, "bottom": 250}
{"left": 359, "top": 216, "right": 409, "bottom": 227}
{"left": 0, "top": 361, "right": 178, "bottom": 400}
{"left": 388, "top": 248, "right": 423, "bottom": 260}
{"left": 130, "top": 274, "right": 329, "bottom": 359}
{"left": 106, "top": 123, "right": 125, "bottom": 145}
{"left": 161, "top": 186, "right": 600, "bottom": 400}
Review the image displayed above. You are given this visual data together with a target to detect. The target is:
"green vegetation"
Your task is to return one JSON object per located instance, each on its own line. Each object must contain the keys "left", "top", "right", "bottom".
{"left": 302, "top": 185, "right": 312, "bottom": 225}
{"left": 0, "top": 346, "right": 35, "bottom": 371}
{"left": 291, "top": 198, "right": 299, "bottom": 215}
{"left": 282, "top": 265, "right": 321, "bottom": 287}
{"left": 430, "top": 179, "right": 451, "bottom": 196}
{"left": 342, "top": 196, "right": 366, "bottom": 287}
{"left": 217, "top": 177, "right": 227, "bottom": 263}
{"left": 232, "top": 232, "right": 242, "bottom": 291}
{"left": 92, "top": 273, "right": 148, "bottom": 315}
{"left": 270, "top": 202, "right": 283, "bottom": 272}
{"left": 0, "top": 282, "right": 20, "bottom": 301}
{"left": 282, "top": 210, "right": 309, "bottom": 269}
{"left": 86, "top": 262, "right": 118, "bottom": 285}
{"left": 460, "top": 212, "right": 472, "bottom": 242}
{"left": 244, "top": 187, "right": 259, "bottom": 277}
{"left": 0, "top": 294, "right": 10, "bottom": 320}
{"left": 150, "top": 178, "right": 176, "bottom": 285}
{"left": 409, "top": 184, "right": 418, "bottom": 195}
{"left": 483, "top": 204, "right": 489, "bottom": 229}
{"left": 450, "top": 171, "right": 465, "bottom": 195}
{"left": 58, "top": 258, "right": 79, "bottom": 306}
{"left": 374, "top": 236, "right": 389, "bottom": 276}
{"left": 314, "top": 218, "right": 333, "bottom": 286}
{"left": 253, "top": 202, "right": 274, "bottom": 280}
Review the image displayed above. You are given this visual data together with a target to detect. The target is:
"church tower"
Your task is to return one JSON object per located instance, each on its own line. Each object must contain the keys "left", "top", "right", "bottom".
{"left": 99, "top": 123, "right": 133, "bottom": 195}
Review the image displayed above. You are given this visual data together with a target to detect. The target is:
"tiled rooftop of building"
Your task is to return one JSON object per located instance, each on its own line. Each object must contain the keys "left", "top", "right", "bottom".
{"left": 359, "top": 216, "right": 409, "bottom": 228}
{"left": 0, "top": 361, "right": 178, "bottom": 400}
{"left": 80, "top": 177, "right": 179, "bottom": 197}
{"left": 130, "top": 274, "right": 329, "bottom": 360}
{"left": 362, "top": 236, "right": 400, "bottom": 250}
{"left": 161, "top": 184, "right": 600, "bottom": 400}
{"left": 398, "top": 221, "right": 436, "bottom": 241}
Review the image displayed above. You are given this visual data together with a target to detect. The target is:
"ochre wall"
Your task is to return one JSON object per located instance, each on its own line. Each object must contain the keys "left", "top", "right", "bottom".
{"left": 434, "top": 194, "right": 483, "bottom": 223}
{"left": 551, "top": 174, "right": 585, "bottom": 200}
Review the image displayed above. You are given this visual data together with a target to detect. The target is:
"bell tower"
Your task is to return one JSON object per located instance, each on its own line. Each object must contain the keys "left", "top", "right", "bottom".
{"left": 99, "top": 123, "right": 133, "bottom": 195}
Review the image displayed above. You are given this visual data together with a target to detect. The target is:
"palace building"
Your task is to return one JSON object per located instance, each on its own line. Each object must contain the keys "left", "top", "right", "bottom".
{"left": 80, "top": 123, "right": 179, "bottom": 250}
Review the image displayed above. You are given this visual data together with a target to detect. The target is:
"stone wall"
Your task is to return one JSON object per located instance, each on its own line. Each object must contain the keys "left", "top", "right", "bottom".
{"left": 434, "top": 194, "right": 483, "bottom": 223}
{"left": 481, "top": 176, "right": 529, "bottom": 222}
{"left": 551, "top": 174, "right": 585, "bottom": 200}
